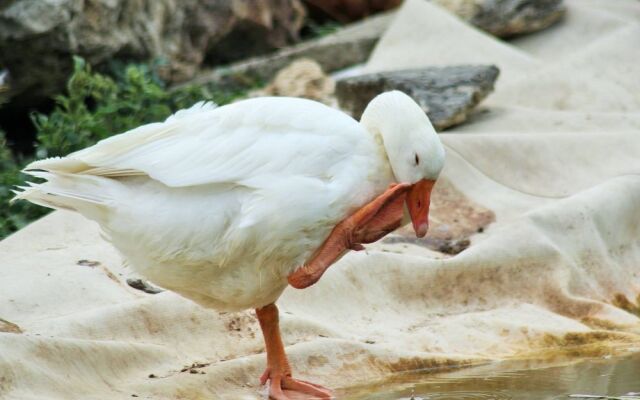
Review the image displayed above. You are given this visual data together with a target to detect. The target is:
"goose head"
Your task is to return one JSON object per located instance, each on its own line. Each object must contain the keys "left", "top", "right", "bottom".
{"left": 360, "top": 90, "right": 445, "bottom": 238}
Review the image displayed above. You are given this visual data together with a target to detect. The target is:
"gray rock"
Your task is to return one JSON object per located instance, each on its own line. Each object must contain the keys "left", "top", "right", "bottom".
{"left": 432, "top": 0, "right": 566, "bottom": 37}
{"left": 335, "top": 65, "right": 499, "bottom": 130}
{"left": 126, "top": 278, "right": 164, "bottom": 295}
{"left": 188, "top": 12, "right": 393, "bottom": 90}
{"left": 0, "top": 0, "right": 305, "bottom": 107}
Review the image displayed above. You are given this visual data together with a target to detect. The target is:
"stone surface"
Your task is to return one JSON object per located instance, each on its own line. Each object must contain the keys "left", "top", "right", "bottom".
{"left": 335, "top": 65, "right": 499, "bottom": 130}
{"left": 0, "top": 0, "right": 305, "bottom": 107}
{"left": 188, "top": 11, "right": 393, "bottom": 91}
{"left": 126, "top": 278, "right": 164, "bottom": 295}
{"left": 258, "top": 59, "right": 335, "bottom": 102}
{"left": 383, "top": 178, "right": 495, "bottom": 255}
{"left": 303, "top": 0, "right": 402, "bottom": 22}
{"left": 432, "top": 0, "right": 566, "bottom": 37}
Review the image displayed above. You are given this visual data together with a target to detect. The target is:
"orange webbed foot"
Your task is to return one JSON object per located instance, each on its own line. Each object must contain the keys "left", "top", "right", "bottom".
{"left": 260, "top": 368, "right": 333, "bottom": 400}
{"left": 256, "top": 304, "right": 333, "bottom": 399}
{"left": 288, "top": 183, "right": 410, "bottom": 289}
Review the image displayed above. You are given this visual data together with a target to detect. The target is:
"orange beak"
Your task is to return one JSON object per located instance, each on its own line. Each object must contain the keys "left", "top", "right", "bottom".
{"left": 406, "top": 179, "right": 436, "bottom": 238}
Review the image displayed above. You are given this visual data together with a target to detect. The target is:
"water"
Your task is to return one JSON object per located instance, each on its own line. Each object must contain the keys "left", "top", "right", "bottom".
{"left": 340, "top": 353, "right": 640, "bottom": 400}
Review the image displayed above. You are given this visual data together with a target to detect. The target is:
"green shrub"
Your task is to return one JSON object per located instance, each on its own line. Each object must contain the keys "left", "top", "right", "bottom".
{"left": 0, "top": 134, "right": 49, "bottom": 238}
{"left": 32, "top": 57, "right": 229, "bottom": 158}
{"left": 1, "top": 57, "right": 248, "bottom": 239}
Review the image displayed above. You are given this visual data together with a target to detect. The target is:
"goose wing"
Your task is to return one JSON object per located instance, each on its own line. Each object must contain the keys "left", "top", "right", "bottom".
{"left": 26, "top": 98, "right": 370, "bottom": 188}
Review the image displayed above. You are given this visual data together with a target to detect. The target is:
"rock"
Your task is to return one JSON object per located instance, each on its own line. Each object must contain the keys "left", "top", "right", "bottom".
{"left": 432, "top": 0, "right": 566, "bottom": 37}
{"left": 302, "top": 0, "right": 402, "bottom": 22}
{"left": 259, "top": 59, "right": 335, "bottom": 102}
{"left": 383, "top": 178, "right": 495, "bottom": 255}
{"left": 335, "top": 65, "right": 499, "bottom": 130}
{"left": 0, "top": 0, "right": 305, "bottom": 107}
{"left": 126, "top": 278, "right": 164, "bottom": 295}
{"left": 188, "top": 11, "right": 393, "bottom": 91}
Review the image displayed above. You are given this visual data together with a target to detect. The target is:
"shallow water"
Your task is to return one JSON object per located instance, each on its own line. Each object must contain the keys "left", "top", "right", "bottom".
{"left": 340, "top": 352, "right": 640, "bottom": 400}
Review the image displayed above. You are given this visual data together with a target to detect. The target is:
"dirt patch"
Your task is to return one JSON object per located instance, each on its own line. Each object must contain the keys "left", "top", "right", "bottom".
{"left": 77, "top": 259, "right": 122, "bottom": 286}
{"left": 335, "top": 349, "right": 478, "bottom": 384}
{"left": 223, "top": 312, "right": 258, "bottom": 339}
{"left": 0, "top": 373, "right": 15, "bottom": 397}
{"left": 581, "top": 317, "right": 627, "bottom": 331}
{"left": 542, "top": 285, "right": 603, "bottom": 319}
{"left": 545, "top": 331, "right": 636, "bottom": 347}
{"left": 516, "top": 331, "right": 640, "bottom": 360}
{"left": 77, "top": 259, "right": 101, "bottom": 267}
{"left": 612, "top": 293, "right": 640, "bottom": 317}
{"left": 384, "top": 178, "right": 495, "bottom": 255}
{"left": 368, "top": 354, "right": 475, "bottom": 374}
{"left": 0, "top": 317, "right": 22, "bottom": 334}
{"left": 138, "top": 308, "right": 163, "bottom": 336}
{"left": 148, "top": 361, "right": 212, "bottom": 380}
{"left": 180, "top": 362, "right": 210, "bottom": 375}
{"left": 307, "top": 354, "right": 329, "bottom": 368}
{"left": 99, "top": 266, "right": 122, "bottom": 285}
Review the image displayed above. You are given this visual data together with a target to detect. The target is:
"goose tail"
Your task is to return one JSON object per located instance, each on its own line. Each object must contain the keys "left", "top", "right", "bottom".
{"left": 12, "top": 170, "right": 115, "bottom": 224}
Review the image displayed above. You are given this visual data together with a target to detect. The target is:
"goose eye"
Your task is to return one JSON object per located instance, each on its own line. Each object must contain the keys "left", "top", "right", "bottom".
{"left": 414, "top": 153, "right": 420, "bottom": 166}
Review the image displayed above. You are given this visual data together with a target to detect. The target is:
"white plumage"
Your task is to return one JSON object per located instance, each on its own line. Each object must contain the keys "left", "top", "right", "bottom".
{"left": 16, "top": 95, "right": 429, "bottom": 310}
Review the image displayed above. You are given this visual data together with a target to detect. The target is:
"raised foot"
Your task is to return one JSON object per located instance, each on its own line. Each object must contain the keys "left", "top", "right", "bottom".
{"left": 260, "top": 369, "right": 333, "bottom": 400}
{"left": 288, "top": 182, "right": 411, "bottom": 289}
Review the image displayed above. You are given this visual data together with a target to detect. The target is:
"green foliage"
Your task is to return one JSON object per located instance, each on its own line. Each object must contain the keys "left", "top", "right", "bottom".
{"left": 32, "top": 57, "right": 228, "bottom": 158}
{"left": 1, "top": 56, "right": 248, "bottom": 239}
{"left": 304, "top": 20, "right": 341, "bottom": 39}
{"left": 0, "top": 134, "right": 49, "bottom": 238}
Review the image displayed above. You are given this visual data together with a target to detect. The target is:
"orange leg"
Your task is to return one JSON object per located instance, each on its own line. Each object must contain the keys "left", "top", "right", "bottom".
{"left": 288, "top": 183, "right": 410, "bottom": 289}
{"left": 256, "top": 303, "right": 332, "bottom": 400}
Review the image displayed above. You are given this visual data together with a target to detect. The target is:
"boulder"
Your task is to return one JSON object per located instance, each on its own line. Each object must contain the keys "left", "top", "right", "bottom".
{"left": 0, "top": 0, "right": 305, "bottom": 107}
{"left": 432, "top": 0, "right": 566, "bottom": 37}
{"left": 258, "top": 59, "right": 335, "bottom": 103}
{"left": 189, "top": 11, "right": 393, "bottom": 91}
{"left": 335, "top": 65, "right": 499, "bottom": 130}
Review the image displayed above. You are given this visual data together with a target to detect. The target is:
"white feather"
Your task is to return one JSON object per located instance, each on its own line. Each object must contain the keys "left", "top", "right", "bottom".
{"left": 15, "top": 94, "right": 444, "bottom": 311}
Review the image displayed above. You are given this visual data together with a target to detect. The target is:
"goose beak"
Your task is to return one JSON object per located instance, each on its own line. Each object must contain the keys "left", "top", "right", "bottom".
{"left": 406, "top": 179, "right": 435, "bottom": 238}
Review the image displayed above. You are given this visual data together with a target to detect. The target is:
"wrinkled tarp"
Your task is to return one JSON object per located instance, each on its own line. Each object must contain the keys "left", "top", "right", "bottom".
{"left": 1, "top": 0, "right": 640, "bottom": 398}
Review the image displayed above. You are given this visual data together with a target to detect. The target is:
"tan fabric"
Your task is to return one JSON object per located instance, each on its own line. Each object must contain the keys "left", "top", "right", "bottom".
{"left": 2, "top": 0, "right": 640, "bottom": 398}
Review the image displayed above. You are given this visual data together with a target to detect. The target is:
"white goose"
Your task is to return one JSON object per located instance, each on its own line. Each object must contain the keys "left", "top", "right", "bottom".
{"left": 15, "top": 90, "right": 445, "bottom": 400}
